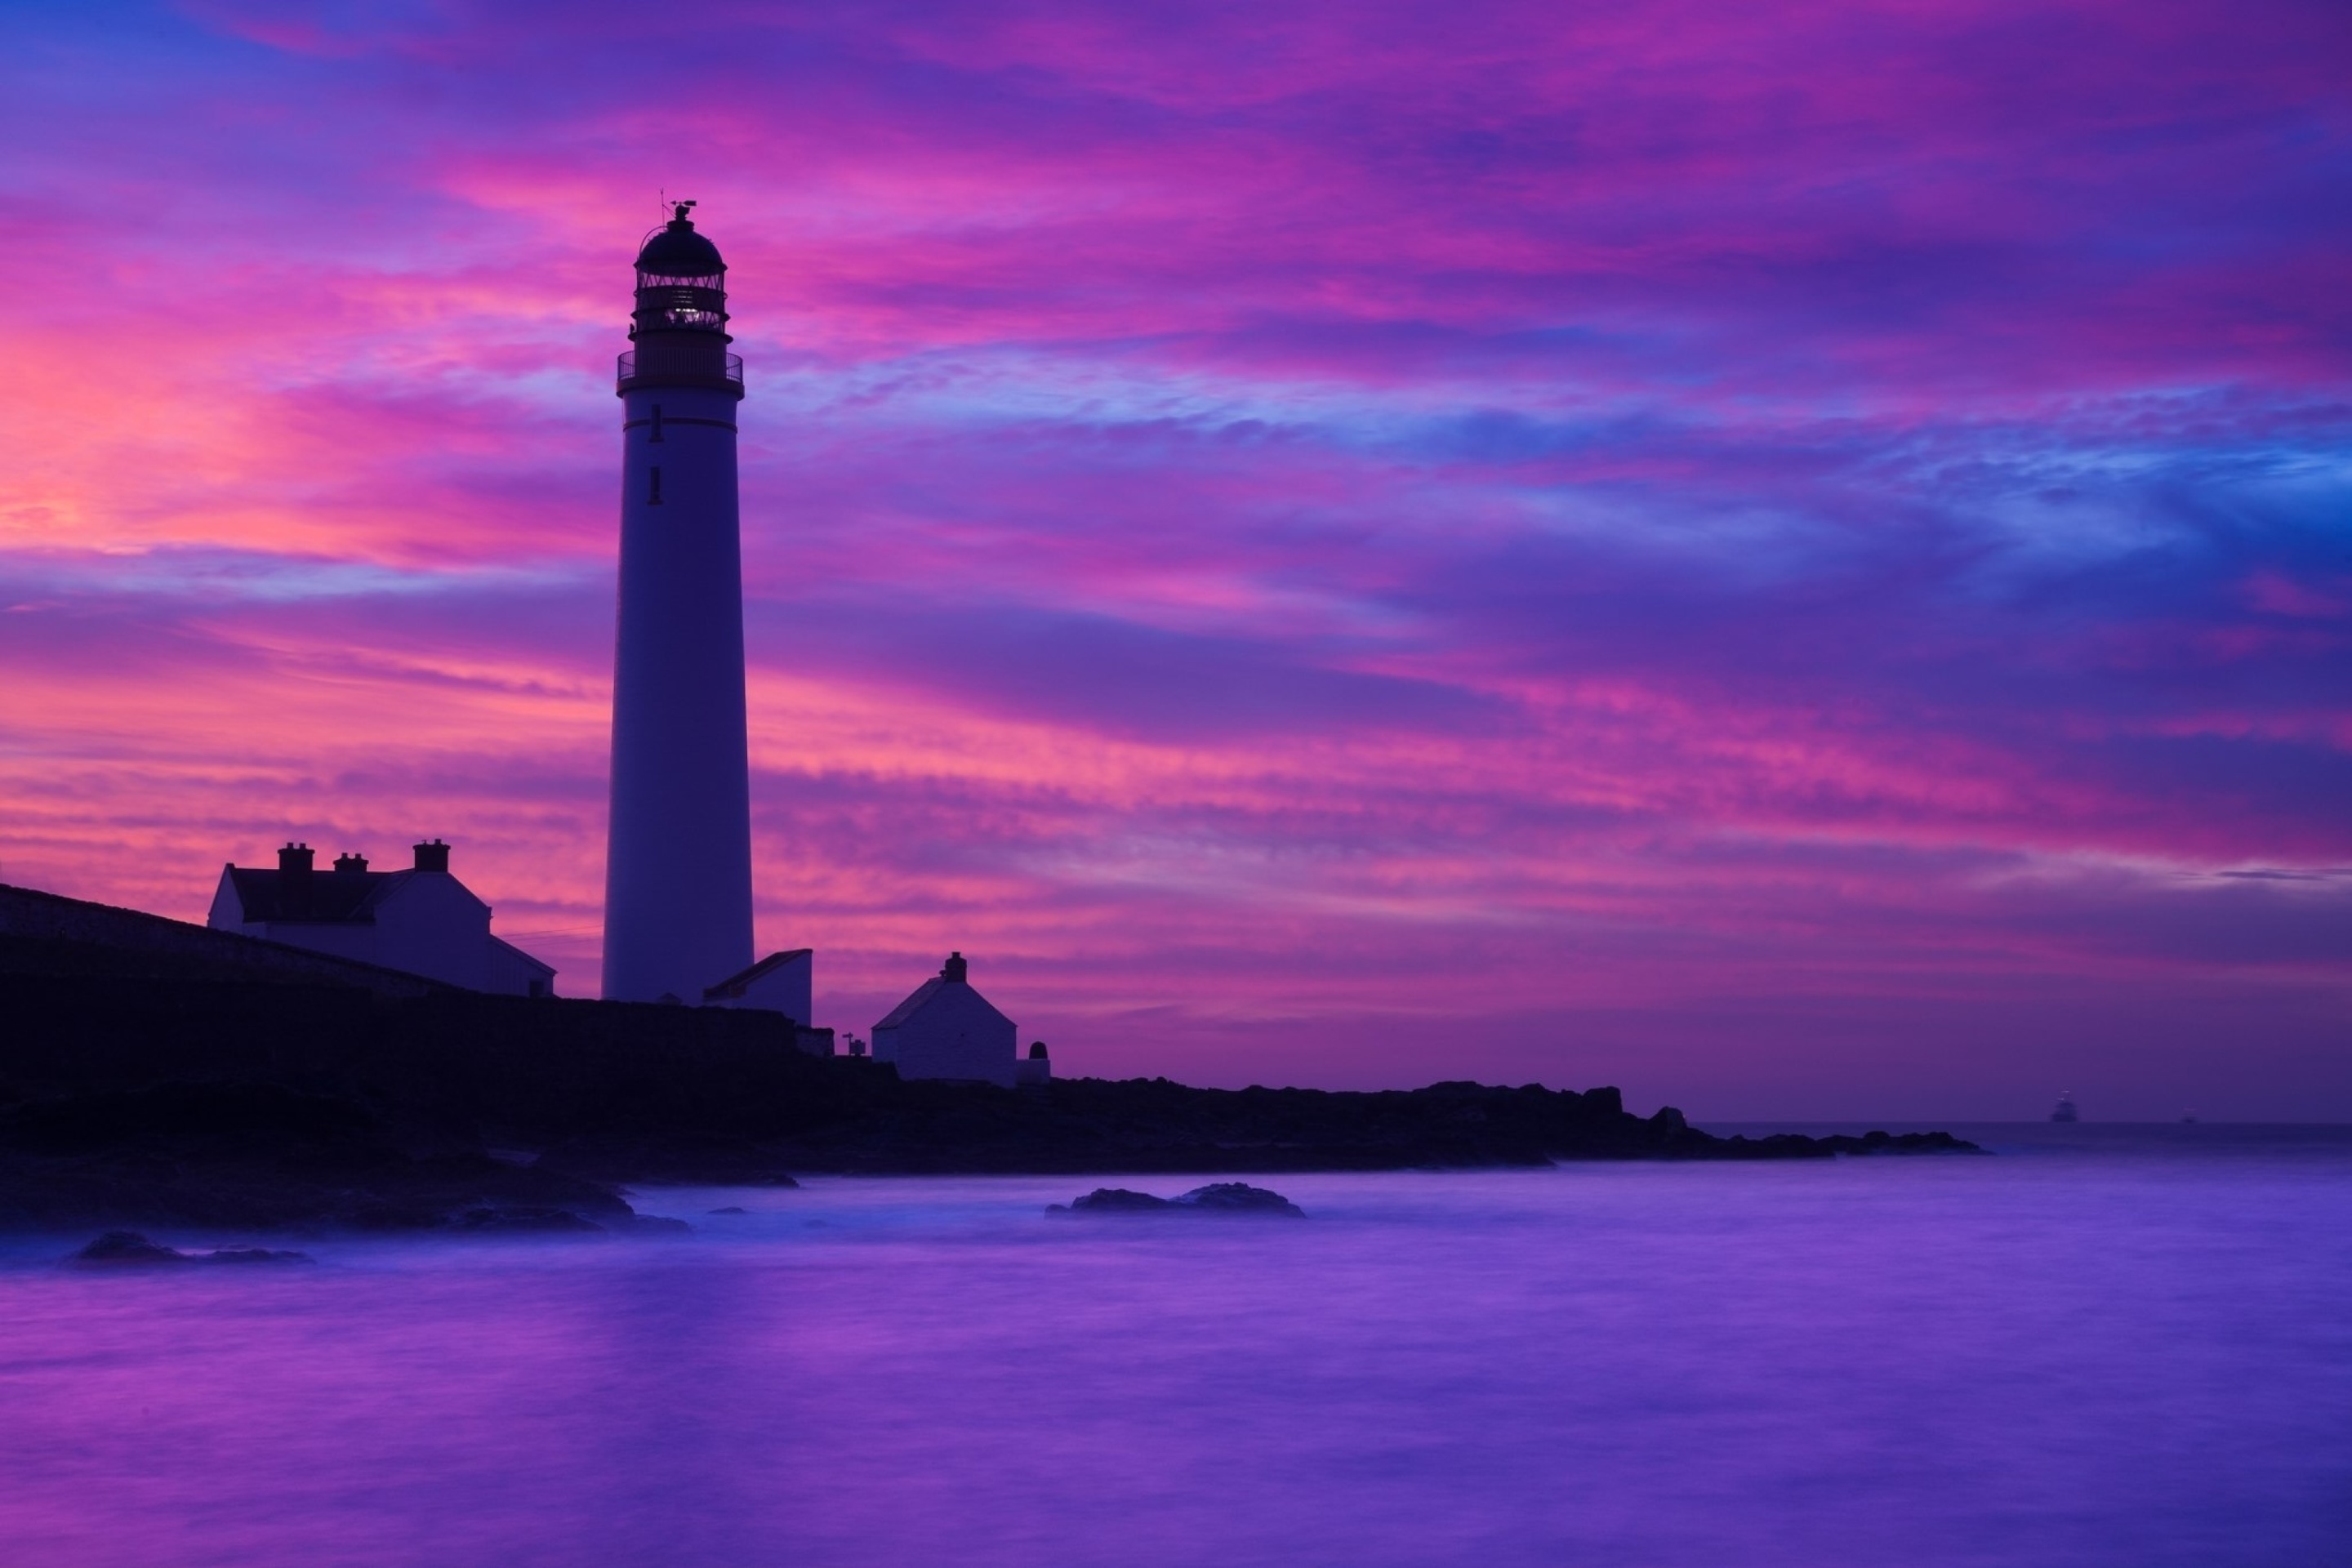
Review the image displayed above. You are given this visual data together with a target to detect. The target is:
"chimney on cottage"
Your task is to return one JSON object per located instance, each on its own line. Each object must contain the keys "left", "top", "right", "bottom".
{"left": 332, "top": 852, "right": 368, "bottom": 874}
{"left": 942, "top": 951, "right": 967, "bottom": 983}
{"left": 278, "top": 842, "right": 314, "bottom": 918}
{"left": 412, "top": 840, "right": 450, "bottom": 874}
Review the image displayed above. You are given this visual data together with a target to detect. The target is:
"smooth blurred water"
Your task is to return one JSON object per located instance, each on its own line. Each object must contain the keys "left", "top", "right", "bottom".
{"left": 2, "top": 1125, "right": 2350, "bottom": 1567}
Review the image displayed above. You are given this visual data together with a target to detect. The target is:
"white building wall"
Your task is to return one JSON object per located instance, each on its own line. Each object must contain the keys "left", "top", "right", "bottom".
{"left": 372, "top": 874, "right": 495, "bottom": 991}
{"left": 204, "top": 871, "right": 243, "bottom": 932}
{"left": 485, "top": 938, "right": 556, "bottom": 998}
{"left": 723, "top": 951, "right": 812, "bottom": 1025}
{"left": 248, "top": 920, "right": 378, "bottom": 965}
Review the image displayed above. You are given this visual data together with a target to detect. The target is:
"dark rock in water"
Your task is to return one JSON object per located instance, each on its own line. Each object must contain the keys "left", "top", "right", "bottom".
{"left": 1052, "top": 1183, "right": 1305, "bottom": 1217}
{"left": 1820, "top": 1129, "right": 1985, "bottom": 1157}
{"left": 69, "top": 1232, "right": 314, "bottom": 1265}
{"left": 1059, "top": 1187, "right": 1174, "bottom": 1212}
{"left": 71, "top": 1230, "right": 189, "bottom": 1265}
{"left": 457, "top": 1206, "right": 604, "bottom": 1234}
{"left": 1172, "top": 1183, "right": 1306, "bottom": 1216}
{"left": 707, "top": 1205, "right": 748, "bottom": 1215}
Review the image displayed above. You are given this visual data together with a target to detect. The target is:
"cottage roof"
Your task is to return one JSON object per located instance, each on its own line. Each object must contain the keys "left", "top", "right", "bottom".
{"left": 223, "top": 866, "right": 416, "bottom": 924}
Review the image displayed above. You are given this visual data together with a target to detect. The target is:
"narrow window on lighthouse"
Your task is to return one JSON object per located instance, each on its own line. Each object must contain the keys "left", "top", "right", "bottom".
{"left": 648, "top": 466, "right": 663, "bottom": 506}
{"left": 650, "top": 405, "right": 665, "bottom": 443}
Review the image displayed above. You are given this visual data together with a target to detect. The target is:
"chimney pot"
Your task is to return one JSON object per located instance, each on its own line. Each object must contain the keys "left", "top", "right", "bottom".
{"left": 276, "top": 843, "right": 315, "bottom": 918}
{"left": 332, "top": 852, "right": 368, "bottom": 874}
{"left": 942, "top": 951, "right": 967, "bottom": 983}
{"left": 412, "top": 840, "right": 450, "bottom": 874}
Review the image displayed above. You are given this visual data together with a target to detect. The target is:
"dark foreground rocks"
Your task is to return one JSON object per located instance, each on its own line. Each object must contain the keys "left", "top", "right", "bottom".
{"left": 0, "top": 1082, "right": 644, "bottom": 1237}
{"left": 1052, "top": 1183, "right": 1307, "bottom": 1217}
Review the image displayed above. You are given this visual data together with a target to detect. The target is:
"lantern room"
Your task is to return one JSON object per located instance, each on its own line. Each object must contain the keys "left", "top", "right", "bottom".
{"left": 618, "top": 201, "right": 743, "bottom": 395}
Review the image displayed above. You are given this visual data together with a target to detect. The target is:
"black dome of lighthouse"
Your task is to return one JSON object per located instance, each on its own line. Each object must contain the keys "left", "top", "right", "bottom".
{"left": 635, "top": 203, "right": 724, "bottom": 276}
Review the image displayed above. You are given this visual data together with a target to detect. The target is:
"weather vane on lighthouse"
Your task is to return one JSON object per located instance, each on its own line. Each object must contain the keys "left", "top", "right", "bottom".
{"left": 600, "top": 200, "right": 755, "bottom": 1003}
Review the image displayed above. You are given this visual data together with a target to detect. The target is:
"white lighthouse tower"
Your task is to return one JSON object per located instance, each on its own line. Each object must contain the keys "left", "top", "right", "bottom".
{"left": 601, "top": 202, "right": 755, "bottom": 1003}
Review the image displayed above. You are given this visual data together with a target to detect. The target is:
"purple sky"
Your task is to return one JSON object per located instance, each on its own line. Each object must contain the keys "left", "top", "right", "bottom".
{"left": 1, "top": 0, "right": 2346, "bottom": 1117}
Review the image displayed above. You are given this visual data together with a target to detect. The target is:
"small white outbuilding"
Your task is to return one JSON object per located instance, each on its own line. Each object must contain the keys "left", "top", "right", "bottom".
{"left": 702, "top": 947, "right": 813, "bottom": 1025}
{"left": 871, "top": 952, "right": 1022, "bottom": 1088}
{"left": 703, "top": 948, "right": 840, "bottom": 1055}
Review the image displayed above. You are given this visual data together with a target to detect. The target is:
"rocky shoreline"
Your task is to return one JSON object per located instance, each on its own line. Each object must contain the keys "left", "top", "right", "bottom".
{"left": 0, "top": 1076, "right": 1980, "bottom": 1239}
{"left": 0, "top": 919, "right": 1980, "bottom": 1239}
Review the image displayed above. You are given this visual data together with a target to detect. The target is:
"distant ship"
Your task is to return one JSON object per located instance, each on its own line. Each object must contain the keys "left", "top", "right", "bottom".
{"left": 2050, "top": 1091, "right": 2079, "bottom": 1123}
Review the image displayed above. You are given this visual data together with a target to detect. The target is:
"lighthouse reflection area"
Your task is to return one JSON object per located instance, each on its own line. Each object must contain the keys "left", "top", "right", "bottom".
{"left": 2, "top": 1150, "right": 2350, "bottom": 1568}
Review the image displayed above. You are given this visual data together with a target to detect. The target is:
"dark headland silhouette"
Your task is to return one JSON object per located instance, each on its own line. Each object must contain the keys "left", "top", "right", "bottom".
{"left": 0, "top": 880, "right": 1977, "bottom": 1235}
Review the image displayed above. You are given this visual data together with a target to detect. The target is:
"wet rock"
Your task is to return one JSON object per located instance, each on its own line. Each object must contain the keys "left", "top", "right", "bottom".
{"left": 1172, "top": 1183, "right": 1306, "bottom": 1217}
{"left": 70, "top": 1230, "right": 188, "bottom": 1265}
{"left": 69, "top": 1232, "right": 314, "bottom": 1265}
{"left": 707, "top": 1205, "right": 748, "bottom": 1215}
{"left": 1822, "top": 1129, "right": 1985, "bottom": 1156}
{"left": 1056, "top": 1187, "right": 1174, "bottom": 1213}
{"left": 1051, "top": 1183, "right": 1305, "bottom": 1217}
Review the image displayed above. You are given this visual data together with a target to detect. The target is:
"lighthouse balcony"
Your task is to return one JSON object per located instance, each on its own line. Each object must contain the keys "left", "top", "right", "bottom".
{"left": 617, "top": 347, "right": 744, "bottom": 396}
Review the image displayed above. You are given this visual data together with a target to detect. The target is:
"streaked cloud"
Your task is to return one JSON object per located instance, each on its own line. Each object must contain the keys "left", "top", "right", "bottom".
{"left": 0, "top": 0, "right": 2344, "bottom": 1115}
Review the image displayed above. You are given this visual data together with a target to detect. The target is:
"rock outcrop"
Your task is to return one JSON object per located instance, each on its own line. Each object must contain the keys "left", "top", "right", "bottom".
{"left": 4, "top": 1082, "right": 639, "bottom": 1236}
{"left": 1052, "top": 1183, "right": 1306, "bottom": 1216}
{"left": 69, "top": 1230, "right": 312, "bottom": 1266}
{"left": 0, "top": 917, "right": 1987, "bottom": 1232}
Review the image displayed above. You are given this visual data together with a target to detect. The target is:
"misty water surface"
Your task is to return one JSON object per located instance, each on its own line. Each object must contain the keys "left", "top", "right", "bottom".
{"left": 2, "top": 1125, "right": 2348, "bottom": 1567}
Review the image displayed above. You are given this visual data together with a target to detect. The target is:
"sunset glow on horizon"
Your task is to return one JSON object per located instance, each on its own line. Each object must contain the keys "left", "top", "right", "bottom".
{"left": 2, "top": 0, "right": 2345, "bottom": 1116}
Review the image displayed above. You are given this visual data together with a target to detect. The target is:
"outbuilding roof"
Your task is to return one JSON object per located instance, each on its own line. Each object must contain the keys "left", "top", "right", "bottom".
{"left": 875, "top": 975, "right": 948, "bottom": 1031}
{"left": 703, "top": 948, "right": 813, "bottom": 1002}
{"left": 875, "top": 953, "right": 1013, "bottom": 1032}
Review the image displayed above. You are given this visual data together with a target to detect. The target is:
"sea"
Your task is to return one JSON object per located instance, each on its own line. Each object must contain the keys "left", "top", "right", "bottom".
{"left": 2, "top": 1123, "right": 2348, "bottom": 1568}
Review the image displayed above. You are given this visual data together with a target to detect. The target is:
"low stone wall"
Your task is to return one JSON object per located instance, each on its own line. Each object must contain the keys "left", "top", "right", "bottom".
{"left": 1, "top": 882, "right": 445, "bottom": 998}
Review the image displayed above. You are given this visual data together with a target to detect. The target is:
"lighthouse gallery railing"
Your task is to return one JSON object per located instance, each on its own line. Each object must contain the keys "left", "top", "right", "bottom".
{"left": 617, "top": 349, "right": 744, "bottom": 394}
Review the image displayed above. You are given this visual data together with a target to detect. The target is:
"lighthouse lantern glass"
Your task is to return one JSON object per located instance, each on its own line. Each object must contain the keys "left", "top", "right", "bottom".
{"left": 635, "top": 270, "right": 726, "bottom": 333}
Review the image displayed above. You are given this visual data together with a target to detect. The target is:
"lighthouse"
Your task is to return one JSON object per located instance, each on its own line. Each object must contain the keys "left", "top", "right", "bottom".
{"left": 601, "top": 202, "right": 755, "bottom": 1003}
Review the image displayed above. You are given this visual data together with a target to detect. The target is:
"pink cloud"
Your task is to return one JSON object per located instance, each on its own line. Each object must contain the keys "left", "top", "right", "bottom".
{"left": 0, "top": 0, "right": 2344, "bottom": 1115}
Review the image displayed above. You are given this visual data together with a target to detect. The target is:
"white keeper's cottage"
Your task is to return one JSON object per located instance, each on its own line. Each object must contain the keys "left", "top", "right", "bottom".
{"left": 207, "top": 840, "right": 555, "bottom": 996}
